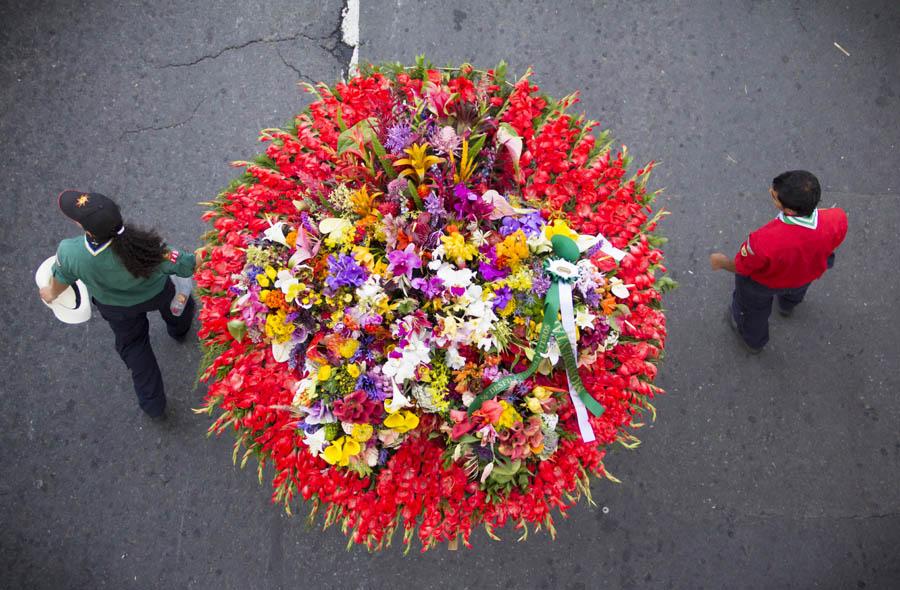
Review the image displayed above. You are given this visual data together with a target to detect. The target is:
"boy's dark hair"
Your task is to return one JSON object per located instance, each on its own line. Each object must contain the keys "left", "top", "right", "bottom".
{"left": 772, "top": 170, "right": 821, "bottom": 216}
{"left": 110, "top": 225, "right": 168, "bottom": 278}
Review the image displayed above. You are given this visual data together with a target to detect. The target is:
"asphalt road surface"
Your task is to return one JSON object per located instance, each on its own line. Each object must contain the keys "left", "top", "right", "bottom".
{"left": 2, "top": 1, "right": 898, "bottom": 588}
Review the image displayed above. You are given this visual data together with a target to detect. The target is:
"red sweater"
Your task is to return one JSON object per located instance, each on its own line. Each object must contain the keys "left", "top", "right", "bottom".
{"left": 734, "top": 208, "right": 848, "bottom": 288}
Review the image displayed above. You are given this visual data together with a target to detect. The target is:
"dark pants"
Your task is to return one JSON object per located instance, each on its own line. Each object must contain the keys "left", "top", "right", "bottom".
{"left": 731, "top": 274, "right": 809, "bottom": 349}
{"left": 94, "top": 278, "right": 194, "bottom": 417}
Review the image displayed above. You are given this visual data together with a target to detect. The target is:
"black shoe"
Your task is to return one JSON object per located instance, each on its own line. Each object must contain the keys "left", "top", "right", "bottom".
{"left": 725, "top": 308, "right": 763, "bottom": 354}
{"left": 776, "top": 304, "right": 793, "bottom": 318}
{"left": 171, "top": 329, "right": 191, "bottom": 343}
{"left": 149, "top": 410, "right": 168, "bottom": 422}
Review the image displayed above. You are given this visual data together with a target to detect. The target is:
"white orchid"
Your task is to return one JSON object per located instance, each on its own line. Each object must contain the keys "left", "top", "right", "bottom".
{"left": 384, "top": 382, "right": 411, "bottom": 414}
{"left": 575, "top": 307, "right": 596, "bottom": 330}
{"left": 526, "top": 231, "right": 553, "bottom": 254}
{"left": 262, "top": 221, "right": 290, "bottom": 247}
{"left": 445, "top": 345, "right": 466, "bottom": 370}
{"left": 482, "top": 189, "right": 537, "bottom": 220}
{"left": 382, "top": 331, "right": 431, "bottom": 385}
{"left": 435, "top": 263, "right": 475, "bottom": 290}
{"left": 292, "top": 377, "right": 316, "bottom": 406}
{"left": 543, "top": 339, "right": 561, "bottom": 366}
{"left": 364, "top": 446, "right": 379, "bottom": 467}
{"left": 318, "top": 217, "right": 352, "bottom": 241}
{"left": 303, "top": 427, "right": 328, "bottom": 456}
{"left": 271, "top": 340, "right": 293, "bottom": 363}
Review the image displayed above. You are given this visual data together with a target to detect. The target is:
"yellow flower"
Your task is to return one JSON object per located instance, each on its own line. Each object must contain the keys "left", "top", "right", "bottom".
{"left": 257, "top": 265, "right": 278, "bottom": 287}
{"left": 495, "top": 230, "right": 529, "bottom": 268}
{"left": 285, "top": 283, "right": 303, "bottom": 303}
{"left": 383, "top": 410, "right": 420, "bottom": 434}
{"left": 525, "top": 386, "right": 551, "bottom": 414}
{"left": 351, "top": 423, "right": 374, "bottom": 442}
{"left": 543, "top": 219, "right": 578, "bottom": 241}
{"left": 497, "top": 400, "right": 522, "bottom": 429}
{"left": 451, "top": 139, "right": 477, "bottom": 183}
{"left": 441, "top": 232, "right": 478, "bottom": 265}
{"left": 317, "top": 365, "right": 333, "bottom": 382}
{"left": 352, "top": 246, "right": 375, "bottom": 270}
{"left": 498, "top": 297, "right": 516, "bottom": 317}
{"left": 505, "top": 267, "right": 533, "bottom": 291}
{"left": 532, "top": 386, "right": 551, "bottom": 400}
{"left": 264, "top": 310, "right": 295, "bottom": 343}
{"left": 372, "top": 259, "right": 388, "bottom": 276}
{"left": 350, "top": 185, "right": 380, "bottom": 216}
{"left": 525, "top": 396, "right": 543, "bottom": 414}
{"left": 394, "top": 143, "right": 445, "bottom": 184}
{"left": 346, "top": 363, "right": 360, "bottom": 378}
{"left": 339, "top": 339, "right": 359, "bottom": 359}
{"left": 321, "top": 436, "right": 361, "bottom": 466}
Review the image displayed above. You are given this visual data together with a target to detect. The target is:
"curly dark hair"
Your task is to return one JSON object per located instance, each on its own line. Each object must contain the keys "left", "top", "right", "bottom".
{"left": 110, "top": 225, "right": 168, "bottom": 278}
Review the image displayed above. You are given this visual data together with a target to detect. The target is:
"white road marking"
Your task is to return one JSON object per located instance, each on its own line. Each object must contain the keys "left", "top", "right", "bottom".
{"left": 342, "top": 0, "right": 360, "bottom": 76}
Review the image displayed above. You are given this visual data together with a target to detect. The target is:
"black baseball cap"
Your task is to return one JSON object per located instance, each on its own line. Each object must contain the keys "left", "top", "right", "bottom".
{"left": 58, "top": 190, "right": 123, "bottom": 241}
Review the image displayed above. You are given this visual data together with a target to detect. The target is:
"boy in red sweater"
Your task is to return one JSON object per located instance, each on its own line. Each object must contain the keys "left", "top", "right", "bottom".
{"left": 710, "top": 170, "right": 848, "bottom": 353}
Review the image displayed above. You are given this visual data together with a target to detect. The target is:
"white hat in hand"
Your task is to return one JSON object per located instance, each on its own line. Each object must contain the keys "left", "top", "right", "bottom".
{"left": 35, "top": 256, "right": 91, "bottom": 324}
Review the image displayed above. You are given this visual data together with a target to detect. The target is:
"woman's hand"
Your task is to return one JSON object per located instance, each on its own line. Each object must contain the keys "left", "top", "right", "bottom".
{"left": 194, "top": 247, "right": 206, "bottom": 273}
{"left": 39, "top": 285, "right": 57, "bottom": 303}
{"left": 39, "top": 277, "right": 70, "bottom": 303}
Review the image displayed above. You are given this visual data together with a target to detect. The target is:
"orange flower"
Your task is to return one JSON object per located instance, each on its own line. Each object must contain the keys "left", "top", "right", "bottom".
{"left": 263, "top": 289, "right": 287, "bottom": 310}
{"left": 601, "top": 294, "right": 617, "bottom": 315}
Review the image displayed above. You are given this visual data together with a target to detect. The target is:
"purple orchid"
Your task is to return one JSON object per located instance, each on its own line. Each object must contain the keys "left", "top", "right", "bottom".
{"left": 384, "top": 121, "right": 413, "bottom": 153}
{"left": 325, "top": 254, "right": 368, "bottom": 291}
{"left": 479, "top": 260, "right": 510, "bottom": 281}
{"left": 492, "top": 286, "right": 513, "bottom": 311}
{"left": 411, "top": 276, "right": 445, "bottom": 298}
{"left": 387, "top": 244, "right": 422, "bottom": 280}
{"left": 451, "top": 183, "right": 493, "bottom": 219}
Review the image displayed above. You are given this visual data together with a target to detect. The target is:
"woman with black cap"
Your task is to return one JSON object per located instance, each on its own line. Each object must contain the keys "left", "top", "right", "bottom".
{"left": 39, "top": 190, "right": 201, "bottom": 421}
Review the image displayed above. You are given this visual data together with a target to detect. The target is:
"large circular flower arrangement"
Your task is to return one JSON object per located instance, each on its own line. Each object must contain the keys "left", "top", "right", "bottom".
{"left": 196, "top": 60, "right": 673, "bottom": 552}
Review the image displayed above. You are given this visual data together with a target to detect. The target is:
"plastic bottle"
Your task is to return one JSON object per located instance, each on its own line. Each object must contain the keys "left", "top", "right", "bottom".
{"left": 170, "top": 275, "right": 194, "bottom": 316}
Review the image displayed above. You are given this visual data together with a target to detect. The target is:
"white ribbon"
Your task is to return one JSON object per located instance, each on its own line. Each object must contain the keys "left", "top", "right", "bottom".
{"left": 577, "top": 233, "right": 626, "bottom": 263}
{"left": 557, "top": 281, "right": 596, "bottom": 443}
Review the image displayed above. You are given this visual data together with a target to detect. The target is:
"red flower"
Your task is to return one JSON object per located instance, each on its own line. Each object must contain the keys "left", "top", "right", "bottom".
{"left": 332, "top": 390, "right": 382, "bottom": 423}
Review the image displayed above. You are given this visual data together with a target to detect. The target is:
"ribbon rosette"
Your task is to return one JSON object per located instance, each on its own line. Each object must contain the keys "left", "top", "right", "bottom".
{"left": 469, "top": 233, "right": 611, "bottom": 443}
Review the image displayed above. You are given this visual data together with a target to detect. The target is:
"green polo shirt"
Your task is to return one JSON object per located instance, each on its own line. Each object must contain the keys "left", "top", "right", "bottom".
{"left": 52, "top": 236, "right": 196, "bottom": 307}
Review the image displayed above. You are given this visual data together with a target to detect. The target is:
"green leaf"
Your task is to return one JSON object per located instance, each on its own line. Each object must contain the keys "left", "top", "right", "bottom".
{"left": 494, "top": 60, "right": 508, "bottom": 86}
{"left": 491, "top": 459, "right": 522, "bottom": 477}
{"left": 455, "top": 434, "right": 480, "bottom": 445}
{"left": 467, "top": 133, "right": 487, "bottom": 162}
{"left": 227, "top": 319, "right": 247, "bottom": 342}
{"left": 406, "top": 179, "right": 424, "bottom": 210}
{"left": 368, "top": 131, "right": 397, "bottom": 179}
{"left": 337, "top": 118, "right": 375, "bottom": 156}
{"left": 655, "top": 275, "right": 679, "bottom": 293}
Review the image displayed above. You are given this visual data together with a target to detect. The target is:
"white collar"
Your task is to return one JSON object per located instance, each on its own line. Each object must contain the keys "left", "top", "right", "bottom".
{"left": 777, "top": 208, "right": 818, "bottom": 230}
{"left": 84, "top": 236, "right": 112, "bottom": 256}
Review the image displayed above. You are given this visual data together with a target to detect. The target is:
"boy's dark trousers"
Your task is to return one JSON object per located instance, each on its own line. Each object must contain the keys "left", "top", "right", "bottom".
{"left": 93, "top": 278, "right": 194, "bottom": 417}
{"left": 731, "top": 274, "right": 809, "bottom": 350}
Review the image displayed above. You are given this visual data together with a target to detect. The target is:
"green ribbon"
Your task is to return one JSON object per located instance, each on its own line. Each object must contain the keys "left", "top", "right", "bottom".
{"left": 468, "top": 247, "right": 606, "bottom": 420}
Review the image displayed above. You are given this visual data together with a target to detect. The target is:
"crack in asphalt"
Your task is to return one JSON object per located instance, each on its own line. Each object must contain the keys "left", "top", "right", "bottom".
{"left": 158, "top": 32, "right": 336, "bottom": 68}
{"left": 119, "top": 97, "right": 206, "bottom": 139}
{"left": 274, "top": 44, "right": 317, "bottom": 85}
{"left": 157, "top": 3, "right": 354, "bottom": 74}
